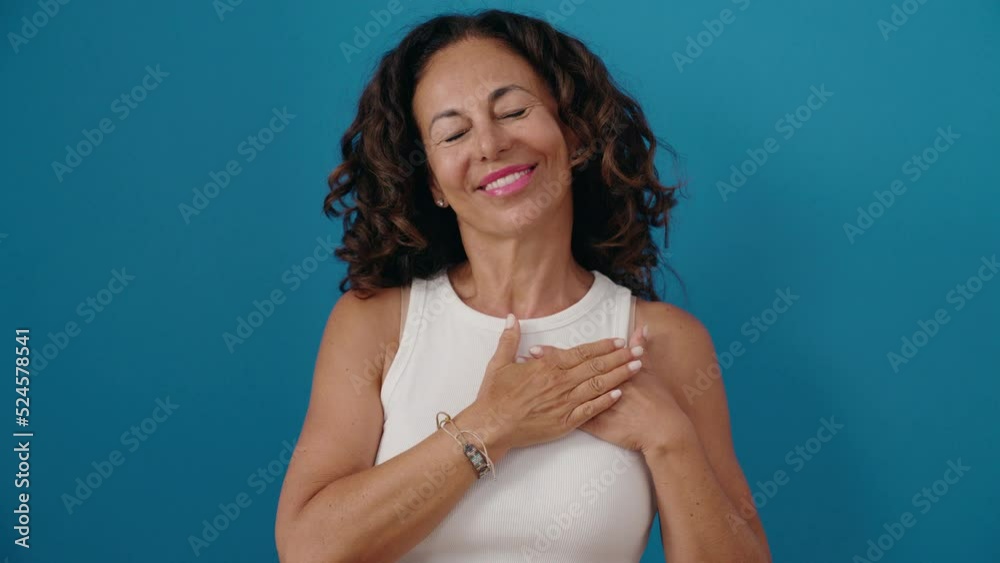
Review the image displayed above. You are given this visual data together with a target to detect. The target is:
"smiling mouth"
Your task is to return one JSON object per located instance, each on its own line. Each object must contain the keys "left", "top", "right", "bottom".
{"left": 477, "top": 165, "right": 538, "bottom": 191}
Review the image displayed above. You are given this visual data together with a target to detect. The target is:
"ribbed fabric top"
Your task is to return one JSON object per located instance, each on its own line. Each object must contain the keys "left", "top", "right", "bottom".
{"left": 374, "top": 268, "right": 656, "bottom": 562}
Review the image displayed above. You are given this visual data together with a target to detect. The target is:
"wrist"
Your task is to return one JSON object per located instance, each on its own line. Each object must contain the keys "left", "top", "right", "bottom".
{"left": 453, "top": 403, "right": 513, "bottom": 462}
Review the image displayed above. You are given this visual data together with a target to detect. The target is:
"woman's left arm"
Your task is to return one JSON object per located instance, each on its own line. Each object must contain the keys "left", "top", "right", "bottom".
{"left": 638, "top": 303, "right": 773, "bottom": 563}
{"left": 645, "top": 430, "right": 770, "bottom": 563}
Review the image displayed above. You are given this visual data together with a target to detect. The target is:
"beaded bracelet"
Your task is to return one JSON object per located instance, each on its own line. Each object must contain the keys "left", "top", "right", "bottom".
{"left": 436, "top": 411, "right": 497, "bottom": 481}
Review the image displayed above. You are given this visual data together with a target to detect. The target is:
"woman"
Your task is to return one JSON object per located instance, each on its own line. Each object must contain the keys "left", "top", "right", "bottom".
{"left": 275, "top": 9, "right": 771, "bottom": 563}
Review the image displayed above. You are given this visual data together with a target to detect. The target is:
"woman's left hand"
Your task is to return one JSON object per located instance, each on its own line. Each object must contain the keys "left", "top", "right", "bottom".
{"left": 576, "top": 324, "right": 699, "bottom": 454}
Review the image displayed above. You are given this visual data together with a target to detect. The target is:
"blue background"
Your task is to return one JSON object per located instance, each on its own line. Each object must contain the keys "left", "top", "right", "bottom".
{"left": 2, "top": 0, "right": 997, "bottom": 561}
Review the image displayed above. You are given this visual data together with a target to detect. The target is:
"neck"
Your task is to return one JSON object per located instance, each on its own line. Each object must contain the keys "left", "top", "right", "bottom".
{"left": 448, "top": 225, "right": 595, "bottom": 319}
{"left": 450, "top": 184, "right": 592, "bottom": 319}
{"left": 448, "top": 258, "right": 594, "bottom": 320}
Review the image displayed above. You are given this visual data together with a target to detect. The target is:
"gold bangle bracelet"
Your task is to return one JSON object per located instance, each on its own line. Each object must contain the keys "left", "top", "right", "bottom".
{"left": 436, "top": 411, "right": 496, "bottom": 480}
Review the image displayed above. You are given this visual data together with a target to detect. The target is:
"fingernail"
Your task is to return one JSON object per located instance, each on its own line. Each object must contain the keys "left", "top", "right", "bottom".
{"left": 613, "top": 338, "right": 626, "bottom": 348}
{"left": 506, "top": 313, "right": 515, "bottom": 329}
{"left": 628, "top": 360, "right": 642, "bottom": 372}
{"left": 642, "top": 323, "right": 648, "bottom": 339}
{"left": 610, "top": 389, "right": 622, "bottom": 399}
{"left": 631, "top": 345, "right": 644, "bottom": 357}
{"left": 529, "top": 345, "right": 543, "bottom": 356}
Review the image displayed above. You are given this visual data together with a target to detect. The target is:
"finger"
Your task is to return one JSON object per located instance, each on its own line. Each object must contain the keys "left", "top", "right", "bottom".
{"left": 629, "top": 324, "right": 645, "bottom": 358}
{"left": 489, "top": 314, "right": 521, "bottom": 367}
{"left": 542, "top": 337, "right": 627, "bottom": 370}
{"left": 570, "top": 356, "right": 642, "bottom": 403}
{"left": 567, "top": 388, "right": 623, "bottom": 428}
{"left": 632, "top": 322, "right": 648, "bottom": 345}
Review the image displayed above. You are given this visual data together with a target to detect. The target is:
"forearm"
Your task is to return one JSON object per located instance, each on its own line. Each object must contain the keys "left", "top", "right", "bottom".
{"left": 645, "top": 438, "right": 770, "bottom": 563}
{"left": 281, "top": 406, "right": 508, "bottom": 563}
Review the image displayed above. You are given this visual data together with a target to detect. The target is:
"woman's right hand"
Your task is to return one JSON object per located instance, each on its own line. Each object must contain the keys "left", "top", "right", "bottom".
{"left": 469, "top": 314, "right": 643, "bottom": 453}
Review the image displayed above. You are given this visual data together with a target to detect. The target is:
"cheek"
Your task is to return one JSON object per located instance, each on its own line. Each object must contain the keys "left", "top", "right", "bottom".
{"left": 520, "top": 114, "right": 562, "bottom": 145}
{"left": 525, "top": 106, "right": 569, "bottom": 144}
{"left": 428, "top": 154, "right": 464, "bottom": 189}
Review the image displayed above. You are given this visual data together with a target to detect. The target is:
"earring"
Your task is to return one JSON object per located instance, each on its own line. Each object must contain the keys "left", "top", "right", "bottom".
{"left": 436, "top": 198, "right": 446, "bottom": 207}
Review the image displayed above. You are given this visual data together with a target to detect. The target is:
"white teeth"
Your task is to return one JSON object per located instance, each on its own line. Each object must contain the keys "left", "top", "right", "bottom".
{"left": 482, "top": 167, "right": 533, "bottom": 191}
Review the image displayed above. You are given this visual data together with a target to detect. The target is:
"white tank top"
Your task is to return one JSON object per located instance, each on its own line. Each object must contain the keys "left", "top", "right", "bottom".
{"left": 374, "top": 268, "right": 656, "bottom": 562}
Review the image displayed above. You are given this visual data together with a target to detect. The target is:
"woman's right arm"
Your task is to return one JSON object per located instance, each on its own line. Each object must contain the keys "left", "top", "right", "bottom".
{"left": 274, "top": 288, "right": 510, "bottom": 563}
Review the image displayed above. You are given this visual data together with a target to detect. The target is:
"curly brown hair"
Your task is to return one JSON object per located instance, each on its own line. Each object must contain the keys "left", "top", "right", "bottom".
{"left": 323, "top": 8, "right": 686, "bottom": 301}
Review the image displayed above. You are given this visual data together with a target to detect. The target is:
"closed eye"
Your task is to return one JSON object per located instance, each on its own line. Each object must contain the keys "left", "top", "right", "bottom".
{"left": 442, "top": 109, "right": 528, "bottom": 143}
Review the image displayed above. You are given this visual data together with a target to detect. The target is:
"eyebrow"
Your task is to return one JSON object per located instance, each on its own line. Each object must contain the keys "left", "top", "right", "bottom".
{"left": 428, "top": 84, "right": 531, "bottom": 132}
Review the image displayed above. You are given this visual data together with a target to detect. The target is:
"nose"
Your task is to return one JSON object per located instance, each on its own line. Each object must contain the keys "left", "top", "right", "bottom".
{"left": 476, "top": 120, "right": 512, "bottom": 161}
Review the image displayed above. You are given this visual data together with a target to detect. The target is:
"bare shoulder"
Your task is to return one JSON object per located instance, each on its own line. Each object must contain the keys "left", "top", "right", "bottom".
{"left": 632, "top": 299, "right": 717, "bottom": 409}
{"left": 325, "top": 285, "right": 404, "bottom": 390}
{"left": 275, "top": 284, "right": 404, "bottom": 544}
{"left": 633, "top": 299, "right": 714, "bottom": 355}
